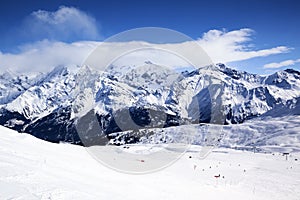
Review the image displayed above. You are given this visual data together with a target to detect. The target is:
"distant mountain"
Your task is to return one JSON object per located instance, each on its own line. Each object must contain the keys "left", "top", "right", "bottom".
{"left": 0, "top": 63, "right": 299, "bottom": 145}
{"left": 0, "top": 70, "right": 41, "bottom": 105}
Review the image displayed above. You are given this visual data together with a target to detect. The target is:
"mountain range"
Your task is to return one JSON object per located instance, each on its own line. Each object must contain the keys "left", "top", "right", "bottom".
{"left": 0, "top": 63, "right": 299, "bottom": 146}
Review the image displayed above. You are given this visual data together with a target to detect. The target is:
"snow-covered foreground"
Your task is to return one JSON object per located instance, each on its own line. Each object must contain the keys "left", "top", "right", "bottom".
{"left": 0, "top": 125, "right": 300, "bottom": 200}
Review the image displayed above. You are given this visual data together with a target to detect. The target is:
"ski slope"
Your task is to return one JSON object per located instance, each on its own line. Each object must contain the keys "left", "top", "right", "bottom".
{"left": 0, "top": 125, "right": 300, "bottom": 200}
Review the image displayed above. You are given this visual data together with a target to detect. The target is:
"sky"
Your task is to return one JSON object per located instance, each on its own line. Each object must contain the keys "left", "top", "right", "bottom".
{"left": 0, "top": 0, "right": 299, "bottom": 74}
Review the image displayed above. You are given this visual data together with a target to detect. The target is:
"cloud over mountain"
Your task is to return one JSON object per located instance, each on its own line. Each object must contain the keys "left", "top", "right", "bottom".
{"left": 264, "top": 58, "right": 300, "bottom": 69}
{"left": 0, "top": 28, "right": 292, "bottom": 74}
{"left": 197, "top": 28, "right": 290, "bottom": 63}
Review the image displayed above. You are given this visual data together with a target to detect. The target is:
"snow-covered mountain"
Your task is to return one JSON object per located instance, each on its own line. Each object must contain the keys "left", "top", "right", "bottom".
{"left": 0, "top": 63, "right": 299, "bottom": 145}
{"left": 0, "top": 70, "right": 41, "bottom": 105}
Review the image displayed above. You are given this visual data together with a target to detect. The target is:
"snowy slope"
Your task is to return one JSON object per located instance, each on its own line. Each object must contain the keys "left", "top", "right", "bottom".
{"left": 221, "top": 115, "right": 300, "bottom": 152}
{"left": 0, "top": 125, "right": 300, "bottom": 200}
{"left": 109, "top": 114, "right": 300, "bottom": 153}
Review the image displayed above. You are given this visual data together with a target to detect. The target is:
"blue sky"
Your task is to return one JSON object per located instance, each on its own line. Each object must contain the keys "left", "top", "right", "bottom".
{"left": 0, "top": 0, "right": 299, "bottom": 74}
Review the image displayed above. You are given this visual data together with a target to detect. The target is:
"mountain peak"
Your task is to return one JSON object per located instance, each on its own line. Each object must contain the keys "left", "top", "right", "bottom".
{"left": 144, "top": 60, "right": 153, "bottom": 65}
{"left": 284, "top": 68, "right": 300, "bottom": 76}
{"left": 0, "top": 69, "right": 19, "bottom": 80}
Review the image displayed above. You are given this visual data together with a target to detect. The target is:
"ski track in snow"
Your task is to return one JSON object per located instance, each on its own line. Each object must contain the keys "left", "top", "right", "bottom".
{"left": 0, "top": 125, "right": 300, "bottom": 200}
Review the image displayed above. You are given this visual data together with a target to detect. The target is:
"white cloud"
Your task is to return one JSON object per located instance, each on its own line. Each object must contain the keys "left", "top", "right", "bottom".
{"left": 0, "top": 40, "right": 99, "bottom": 74}
{"left": 197, "top": 28, "right": 291, "bottom": 63}
{"left": 23, "top": 6, "right": 100, "bottom": 41}
{"left": 0, "top": 28, "right": 293, "bottom": 74}
{"left": 263, "top": 59, "right": 300, "bottom": 69}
